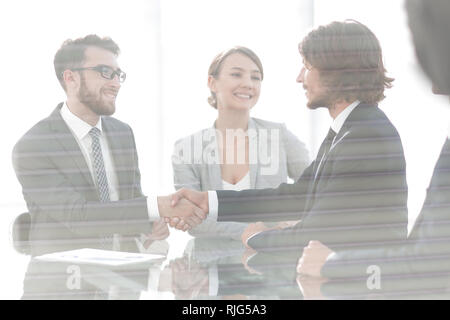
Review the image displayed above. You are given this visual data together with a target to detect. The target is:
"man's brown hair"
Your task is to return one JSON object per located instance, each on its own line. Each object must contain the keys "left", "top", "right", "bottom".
{"left": 54, "top": 34, "right": 120, "bottom": 91}
{"left": 299, "top": 20, "right": 393, "bottom": 105}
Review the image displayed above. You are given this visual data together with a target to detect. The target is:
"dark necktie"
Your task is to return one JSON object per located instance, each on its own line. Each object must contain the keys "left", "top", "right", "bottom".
{"left": 314, "top": 127, "right": 337, "bottom": 181}
{"left": 89, "top": 127, "right": 110, "bottom": 202}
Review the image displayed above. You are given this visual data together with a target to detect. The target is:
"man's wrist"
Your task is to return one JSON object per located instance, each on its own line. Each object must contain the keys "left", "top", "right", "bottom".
{"left": 156, "top": 196, "right": 170, "bottom": 218}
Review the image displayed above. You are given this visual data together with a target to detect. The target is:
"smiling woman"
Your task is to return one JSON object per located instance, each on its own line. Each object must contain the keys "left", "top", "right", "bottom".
{"left": 0, "top": 0, "right": 313, "bottom": 299}
{"left": 171, "top": 46, "right": 310, "bottom": 239}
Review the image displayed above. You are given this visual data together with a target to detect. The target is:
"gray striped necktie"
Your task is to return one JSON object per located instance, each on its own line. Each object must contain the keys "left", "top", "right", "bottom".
{"left": 89, "top": 127, "right": 110, "bottom": 202}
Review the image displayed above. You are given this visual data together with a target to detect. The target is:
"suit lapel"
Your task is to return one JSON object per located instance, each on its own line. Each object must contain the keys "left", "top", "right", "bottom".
{"left": 305, "top": 103, "right": 372, "bottom": 212}
{"left": 48, "top": 103, "right": 96, "bottom": 192}
{"left": 102, "top": 118, "right": 132, "bottom": 200}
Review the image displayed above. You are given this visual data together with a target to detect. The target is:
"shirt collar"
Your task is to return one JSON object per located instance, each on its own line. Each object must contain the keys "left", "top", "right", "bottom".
{"left": 60, "top": 102, "right": 103, "bottom": 140}
{"left": 330, "top": 100, "right": 360, "bottom": 134}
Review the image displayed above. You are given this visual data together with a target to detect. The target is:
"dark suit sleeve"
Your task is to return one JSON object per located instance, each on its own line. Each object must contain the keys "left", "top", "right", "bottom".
{"left": 12, "top": 126, "right": 152, "bottom": 247}
{"left": 320, "top": 240, "right": 435, "bottom": 278}
{"left": 216, "top": 163, "right": 315, "bottom": 223}
{"left": 322, "top": 140, "right": 450, "bottom": 282}
{"left": 320, "top": 207, "right": 450, "bottom": 281}
{"left": 248, "top": 125, "right": 408, "bottom": 253}
{"left": 319, "top": 237, "right": 450, "bottom": 299}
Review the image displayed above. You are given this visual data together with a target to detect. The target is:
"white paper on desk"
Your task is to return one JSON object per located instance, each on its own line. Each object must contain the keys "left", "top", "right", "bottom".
{"left": 35, "top": 248, "right": 165, "bottom": 266}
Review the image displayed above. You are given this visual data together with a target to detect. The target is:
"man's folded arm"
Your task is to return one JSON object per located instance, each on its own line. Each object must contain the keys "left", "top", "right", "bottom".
{"left": 12, "top": 147, "right": 153, "bottom": 241}
{"left": 247, "top": 147, "right": 408, "bottom": 252}
{"left": 216, "top": 164, "right": 314, "bottom": 223}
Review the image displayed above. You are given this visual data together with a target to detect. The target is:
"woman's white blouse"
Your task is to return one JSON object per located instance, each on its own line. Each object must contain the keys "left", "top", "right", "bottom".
{"left": 222, "top": 171, "right": 251, "bottom": 191}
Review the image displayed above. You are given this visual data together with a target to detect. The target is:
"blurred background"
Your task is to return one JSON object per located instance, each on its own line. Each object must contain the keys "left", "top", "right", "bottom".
{"left": 1, "top": 0, "right": 448, "bottom": 298}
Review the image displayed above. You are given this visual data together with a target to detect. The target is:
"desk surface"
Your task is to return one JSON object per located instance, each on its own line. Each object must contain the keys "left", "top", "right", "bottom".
{"left": 4, "top": 225, "right": 450, "bottom": 300}
{"left": 13, "top": 231, "right": 303, "bottom": 300}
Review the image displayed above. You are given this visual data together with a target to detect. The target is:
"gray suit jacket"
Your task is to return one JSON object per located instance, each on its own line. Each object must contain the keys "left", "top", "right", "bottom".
{"left": 12, "top": 103, "right": 153, "bottom": 255}
{"left": 172, "top": 117, "right": 310, "bottom": 239}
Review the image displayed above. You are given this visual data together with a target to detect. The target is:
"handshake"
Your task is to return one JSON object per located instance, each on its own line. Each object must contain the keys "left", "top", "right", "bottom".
{"left": 157, "top": 188, "right": 209, "bottom": 231}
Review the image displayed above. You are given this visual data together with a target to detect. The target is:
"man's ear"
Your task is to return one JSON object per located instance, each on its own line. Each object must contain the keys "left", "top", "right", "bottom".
{"left": 63, "top": 69, "right": 79, "bottom": 92}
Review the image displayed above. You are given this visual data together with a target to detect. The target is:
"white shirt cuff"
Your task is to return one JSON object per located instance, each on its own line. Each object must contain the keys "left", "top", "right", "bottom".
{"left": 147, "top": 266, "right": 162, "bottom": 291}
{"left": 325, "top": 251, "right": 336, "bottom": 262}
{"left": 245, "top": 231, "right": 262, "bottom": 247}
{"left": 207, "top": 191, "right": 218, "bottom": 223}
{"left": 208, "top": 265, "right": 219, "bottom": 296}
{"left": 147, "top": 196, "right": 161, "bottom": 221}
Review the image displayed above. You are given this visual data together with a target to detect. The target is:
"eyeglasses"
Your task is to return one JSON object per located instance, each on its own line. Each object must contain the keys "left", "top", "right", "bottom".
{"left": 70, "top": 65, "right": 127, "bottom": 83}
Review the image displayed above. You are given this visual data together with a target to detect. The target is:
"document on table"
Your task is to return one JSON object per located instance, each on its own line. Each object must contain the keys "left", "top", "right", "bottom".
{"left": 34, "top": 248, "right": 165, "bottom": 266}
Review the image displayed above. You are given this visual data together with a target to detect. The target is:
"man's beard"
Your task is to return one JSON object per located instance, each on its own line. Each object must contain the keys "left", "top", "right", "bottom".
{"left": 306, "top": 93, "right": 331, "bottom": 110}
{"left": 77, "top": 75, "right": 115, "bottom": 116}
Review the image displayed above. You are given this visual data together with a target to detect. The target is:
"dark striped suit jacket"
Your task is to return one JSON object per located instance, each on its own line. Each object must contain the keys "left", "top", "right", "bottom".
{"left": 216, "top": 103, "right": 408, "bottom": 256}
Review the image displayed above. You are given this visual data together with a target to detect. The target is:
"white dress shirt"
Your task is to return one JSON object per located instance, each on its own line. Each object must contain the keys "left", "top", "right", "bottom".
{"left": 60, "top": 102, "right": 120, "bottom": 201}
{"left": 330, "top": 100, "right": 360, "bottom": 135}
{"left": 222, "top": 171, "right": 251, "bottom": 191}
{"left": 60, "top": 103, "right": 160, "bottom": 222}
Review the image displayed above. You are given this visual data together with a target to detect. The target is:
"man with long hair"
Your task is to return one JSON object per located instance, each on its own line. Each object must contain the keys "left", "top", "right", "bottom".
{"left": 170, "top": 21, "right": 408, "bottom": 263}
{"left": 296, "top": 1, "right": 450, "bottom": 299}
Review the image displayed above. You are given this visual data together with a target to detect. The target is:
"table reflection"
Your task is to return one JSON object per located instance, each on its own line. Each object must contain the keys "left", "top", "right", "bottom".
{"left": 19, "top": 234, "right": 305, "bottom": 300}
{"left": 19, "top": 232, "right": 450, "bottom": 299}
